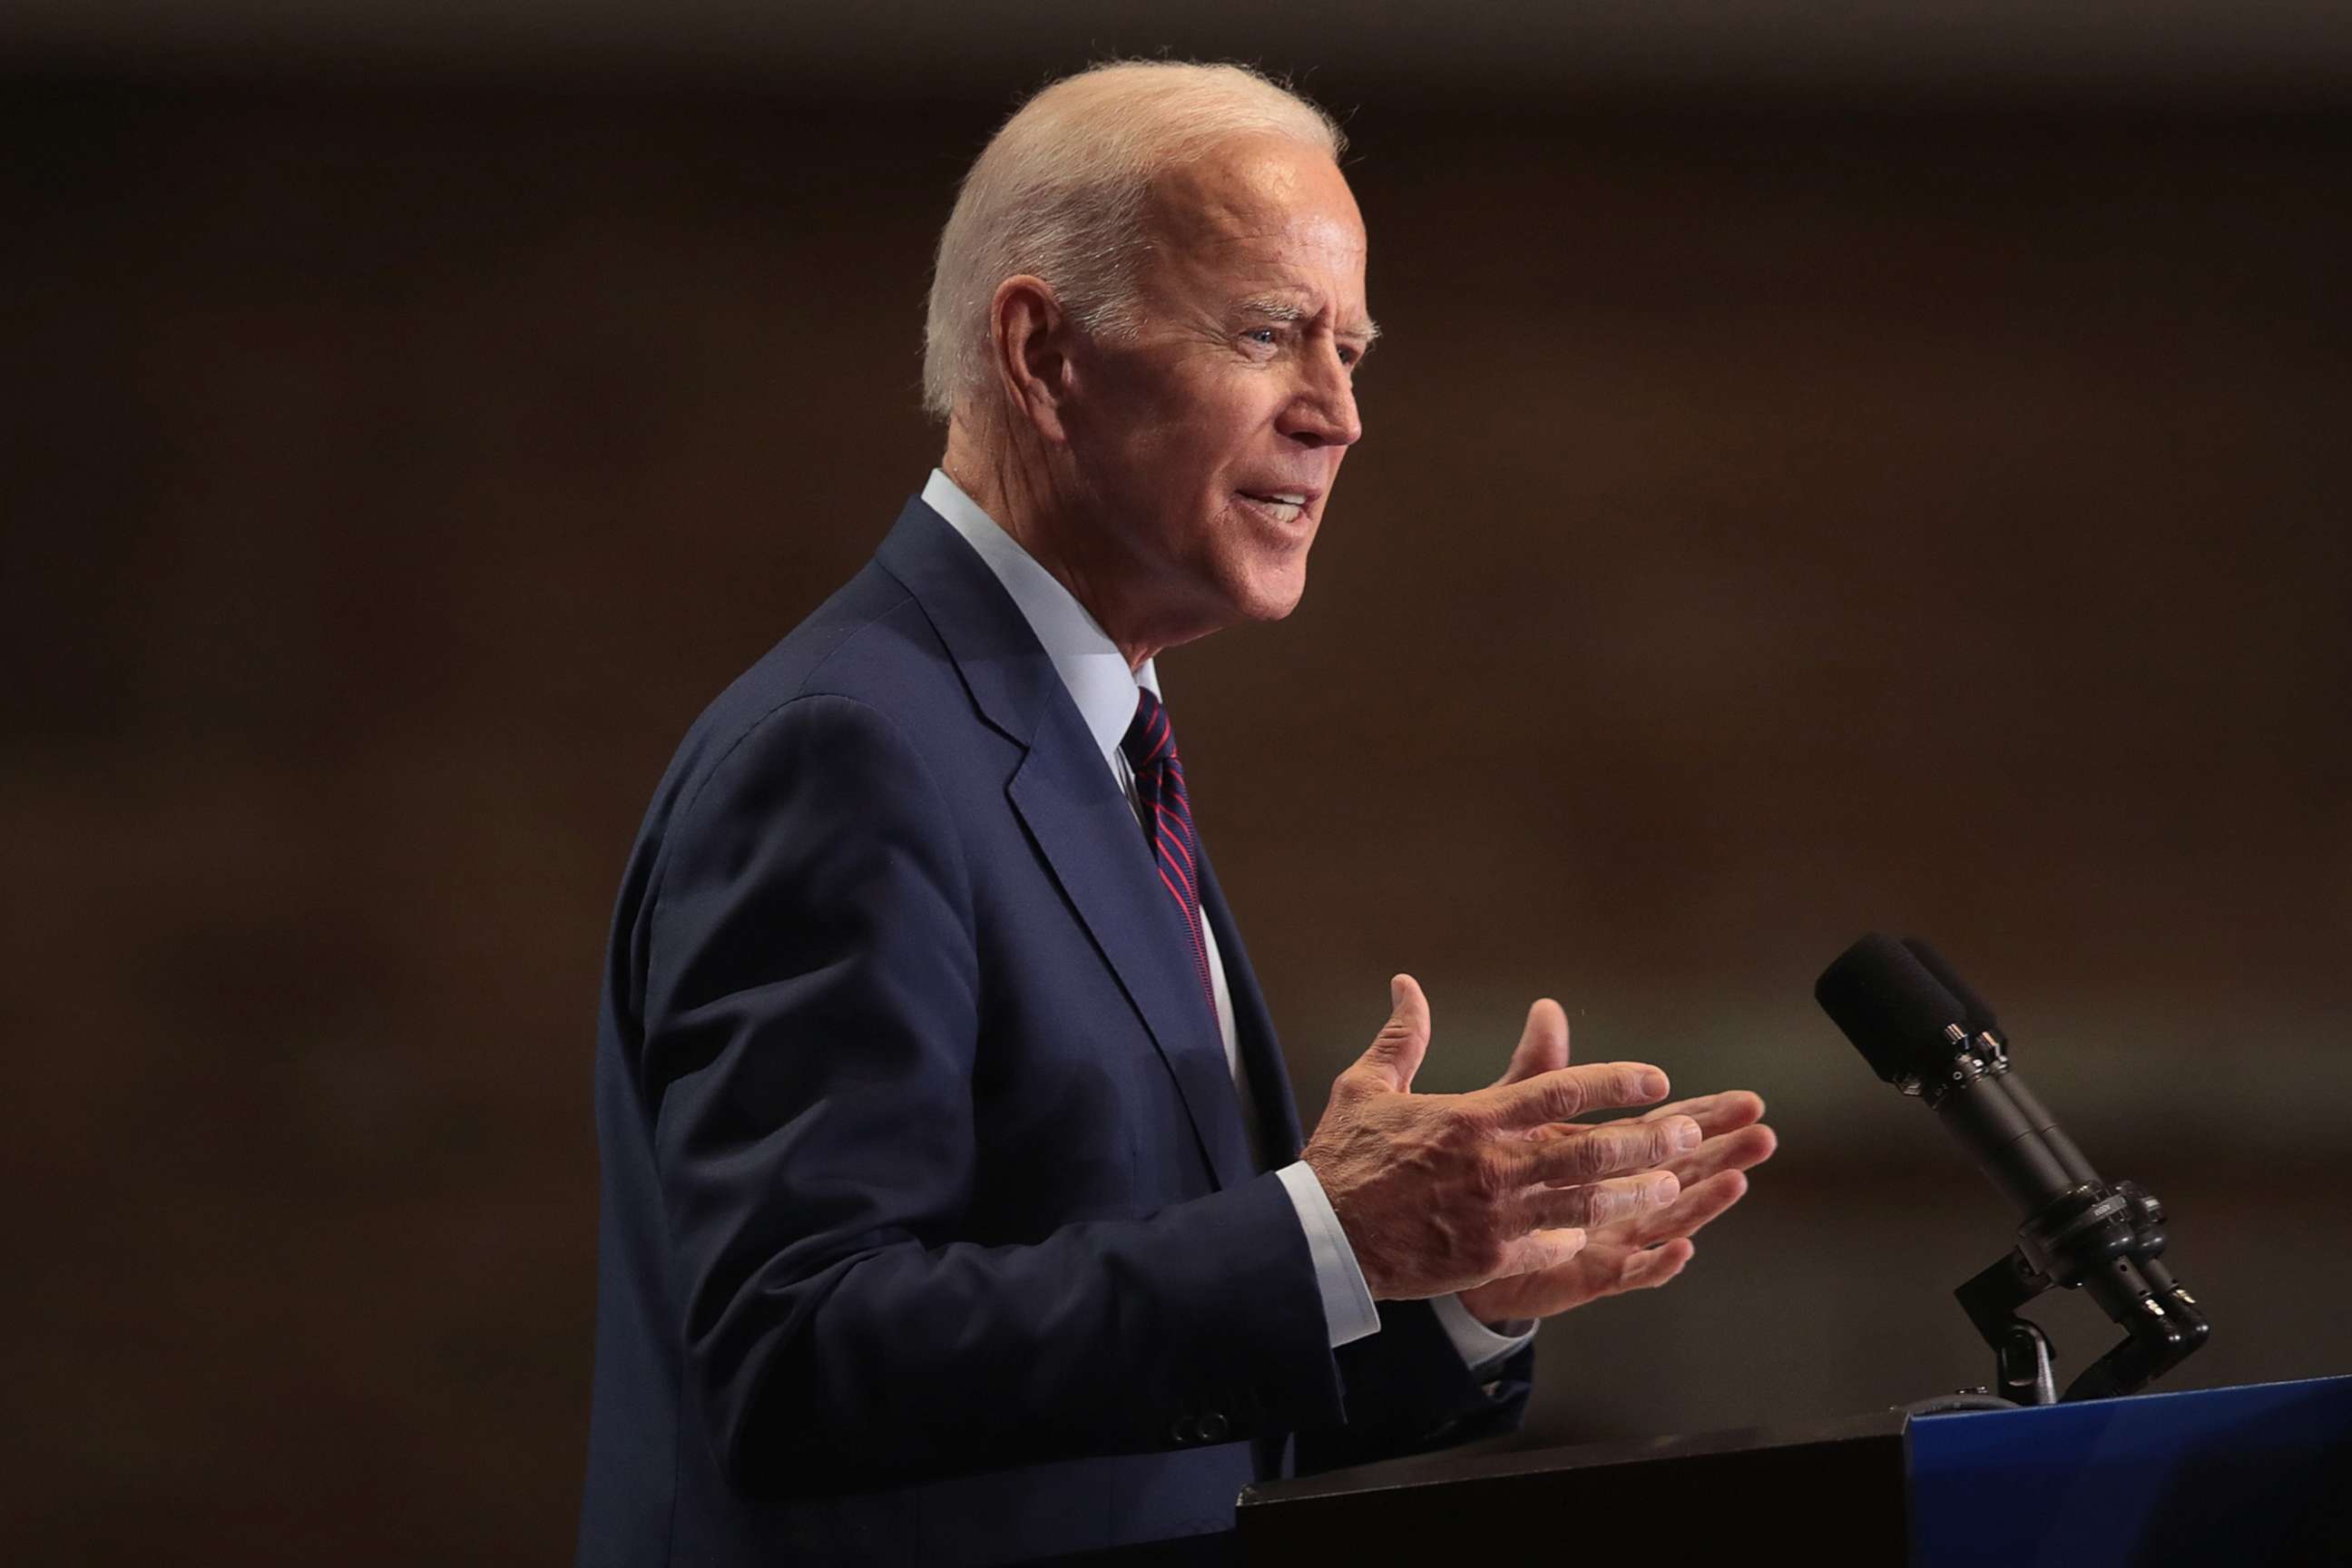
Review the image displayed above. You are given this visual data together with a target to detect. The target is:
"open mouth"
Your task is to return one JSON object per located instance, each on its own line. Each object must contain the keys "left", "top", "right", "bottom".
{"left": 1237, "top": 489, "right": 1312, "bottom": 524}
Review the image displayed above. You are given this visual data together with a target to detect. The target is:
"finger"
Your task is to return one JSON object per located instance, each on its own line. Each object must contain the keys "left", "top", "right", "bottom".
{"left": 1357, "top": 974, "right": 1432, "bottom": 1092}
{"left": 1640, "top": 1089, "right": 1766, "bottom": 1137}
{"left": 1621, "top": 1169, "right": 1751, "bottom": 1248}
{"left": 1479, "top": 1061, "right": 1668, "bottom": 1129}
{"left": 1493, "top": 998, "right": 1571, "bottom": 1089}
{"left": 1617, "top": 1237, "right": 1695, "bottom": 1292}
{"left": 1519, "top": 1171, "right": 1679, "bottom": 1231}
{"left": 1494, "top": 1226, "right": 1585, "bottom": 1279}
{"left": 1529, "top": 1091, "right": 1766, "bottom": 1149}
{"left": 1504, "top": 1114, "right": 1701, "bottom": 1189}
{"left": 1657, "top": 1122, "right": 1778, "bottom": 1188}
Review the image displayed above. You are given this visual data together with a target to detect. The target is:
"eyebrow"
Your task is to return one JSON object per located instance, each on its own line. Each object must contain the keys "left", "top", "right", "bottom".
{"left": 1238, "top": 295, "right": 1381, "bottom": 346}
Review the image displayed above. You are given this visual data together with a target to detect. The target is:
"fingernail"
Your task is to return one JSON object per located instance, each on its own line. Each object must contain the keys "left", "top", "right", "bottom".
{"left": 1671, "top": 1117, "right": 1701, "bottom": 1152}
{"left": 1641, "top": 1071, "right": 1669, "bottom": 1098}
{"left": 1652, "top": 1174, "right": 1681, "bottom": 1205}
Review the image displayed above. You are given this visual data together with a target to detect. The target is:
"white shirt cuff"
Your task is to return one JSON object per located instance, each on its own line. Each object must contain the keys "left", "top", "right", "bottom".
{"left": 1429, "top": 1289, "right": 1539, "bottom": 1373}
{"left": 1274, "top": 1161, "right": 1381, "bottom": 1348}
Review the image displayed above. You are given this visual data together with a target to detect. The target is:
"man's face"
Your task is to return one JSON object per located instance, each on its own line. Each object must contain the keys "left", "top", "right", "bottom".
{"left": 1057, "top": 134, "right": 1371, "bottom": 643}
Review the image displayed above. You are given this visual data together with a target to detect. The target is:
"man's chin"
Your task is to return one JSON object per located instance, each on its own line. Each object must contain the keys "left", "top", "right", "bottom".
{"left": 1228, "top": 566, "right": 1308, "bottom": 624}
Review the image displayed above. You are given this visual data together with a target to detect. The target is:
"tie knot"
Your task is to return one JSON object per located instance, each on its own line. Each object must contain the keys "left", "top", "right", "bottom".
{"left": 1121, "top": 687, "right": 1175, "bottom": 774}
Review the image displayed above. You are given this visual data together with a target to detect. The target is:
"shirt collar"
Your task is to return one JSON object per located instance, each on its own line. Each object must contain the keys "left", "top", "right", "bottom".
{"left": 922, "top": 467, "right": 1159, "bottom": 776}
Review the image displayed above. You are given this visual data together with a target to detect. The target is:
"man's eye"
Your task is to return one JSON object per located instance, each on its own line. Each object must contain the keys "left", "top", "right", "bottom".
{"left": 1244, "top": 328, "right": 1279, "bottom": 346}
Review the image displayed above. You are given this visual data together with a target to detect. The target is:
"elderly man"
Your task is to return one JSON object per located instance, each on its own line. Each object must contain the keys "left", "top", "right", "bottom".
{"left": 578, "top": 60, "right": 1774, "bottom": 1568}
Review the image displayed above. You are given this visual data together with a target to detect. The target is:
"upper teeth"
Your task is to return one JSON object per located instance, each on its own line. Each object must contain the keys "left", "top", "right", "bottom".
{"left": 1258, "top": 493, "right": 1305, "bottom": 505}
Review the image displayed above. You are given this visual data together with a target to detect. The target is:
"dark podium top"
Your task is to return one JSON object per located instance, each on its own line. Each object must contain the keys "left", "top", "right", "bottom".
{"left": 1238, "top": 1376, "right": 2352, "bottom": 1565}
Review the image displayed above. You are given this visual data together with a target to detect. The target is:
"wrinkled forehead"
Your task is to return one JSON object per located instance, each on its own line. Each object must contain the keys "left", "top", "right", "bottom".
{"left": 1138, "top": 135, "right": 1369, "bottom": 309}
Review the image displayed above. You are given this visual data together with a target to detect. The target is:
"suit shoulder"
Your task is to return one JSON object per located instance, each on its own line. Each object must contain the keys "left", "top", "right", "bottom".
{"left": 725, "top": 561, "right": 946, "bottom": 710}
{"left": 646, "top": 561, "right": 973, "bottom": 827}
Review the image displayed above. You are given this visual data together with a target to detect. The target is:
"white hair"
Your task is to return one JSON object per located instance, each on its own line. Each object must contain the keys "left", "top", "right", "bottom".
{"left": 920, "top": 60, "right": 1347, "bottom": 423}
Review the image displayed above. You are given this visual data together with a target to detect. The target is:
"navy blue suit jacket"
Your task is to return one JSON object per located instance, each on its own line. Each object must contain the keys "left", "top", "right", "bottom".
{"left": 577, "top": 497, "right": 1536, "bottom": 1566}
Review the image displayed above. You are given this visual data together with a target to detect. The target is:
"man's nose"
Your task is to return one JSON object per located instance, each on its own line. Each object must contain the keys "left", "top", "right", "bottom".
{"left": 1278, "top": 349, "right": 1364, "bottom": 449}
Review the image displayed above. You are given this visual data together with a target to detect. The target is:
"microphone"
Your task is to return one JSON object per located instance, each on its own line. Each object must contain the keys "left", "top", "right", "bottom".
{"left": 1897, "top": 936, "right": 2176, "bottom": 1270}
{"left": 1902, "top": 936, "right": 2102, "bottom": 1191}
{"left": 1814, "top": 931, "right": 2207, "bottom": 1402}
{"left": 1814, "top": 933, "right": 2073, "bottom": 1215}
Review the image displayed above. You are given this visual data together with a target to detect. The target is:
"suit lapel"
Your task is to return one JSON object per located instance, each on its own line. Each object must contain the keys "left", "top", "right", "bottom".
{"left": 1007, "top": 715, "right": 1256, "bottom": 1190}
{"left": 1196, "top": 846, "right": 1304, "bottom": 1165}
{"left": 877, "top": 497, "right": 1255, "bottom": 1191}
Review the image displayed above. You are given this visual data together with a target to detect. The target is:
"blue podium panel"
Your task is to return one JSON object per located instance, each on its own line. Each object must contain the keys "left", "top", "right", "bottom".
{"left": 1908, "top": 1376, "right": 2352, "bottom": 1567}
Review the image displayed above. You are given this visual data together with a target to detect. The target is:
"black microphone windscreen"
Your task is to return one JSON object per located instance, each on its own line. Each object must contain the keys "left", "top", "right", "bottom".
{"left": 1816, "top": 932, "right": 1969, "bottom": 1084}
{"left": 1902, "top": 936, "right": 2001, "bottom": 1038}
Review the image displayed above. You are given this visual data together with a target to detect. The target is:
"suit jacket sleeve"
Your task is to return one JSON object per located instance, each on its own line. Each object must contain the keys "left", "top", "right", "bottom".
{"left": 635, "top": 692, "right": 1346, "bottom": 1497}
{"left": 1290, "top": 1299, "right": 1538, "bottom": 1476}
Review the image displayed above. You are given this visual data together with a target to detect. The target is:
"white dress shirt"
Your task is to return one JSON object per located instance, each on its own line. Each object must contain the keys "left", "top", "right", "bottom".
{"left": 922, "top": 468, "right": 1536, "bottom": 1372}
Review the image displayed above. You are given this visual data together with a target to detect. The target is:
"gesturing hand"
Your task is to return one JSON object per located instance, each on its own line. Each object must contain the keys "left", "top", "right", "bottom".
{"left": 1456, "top": 998, "right": 1777, "bottom": 1326}
{"left": 1300, "top": 975, "right": 1693, "bottom": 1302}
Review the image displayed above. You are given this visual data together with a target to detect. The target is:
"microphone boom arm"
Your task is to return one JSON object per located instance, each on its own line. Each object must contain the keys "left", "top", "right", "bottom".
{"left": 1941, "top": 1026, "right": 2210, "bottom": 1402}
{"left": 1816, "top": 932, "right": 2210, "bottom": 1405}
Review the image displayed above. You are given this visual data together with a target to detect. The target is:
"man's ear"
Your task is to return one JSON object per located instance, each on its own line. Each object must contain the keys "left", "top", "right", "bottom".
{"left": 990, "top": 275, "right": 1075, "bottom": 446}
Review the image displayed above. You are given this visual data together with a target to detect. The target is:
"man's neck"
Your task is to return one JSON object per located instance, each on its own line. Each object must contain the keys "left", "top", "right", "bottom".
{"left": 939, "top": 420, "right": 1164, "bottom": 673}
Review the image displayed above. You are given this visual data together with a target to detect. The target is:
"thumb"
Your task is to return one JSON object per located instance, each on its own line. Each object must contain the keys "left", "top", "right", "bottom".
{"left": 1358, "top": 974, "right": 1432, "bottom": 1092}
{"left": 1494, "top": 996, "right": 1572, "bottom": 1088}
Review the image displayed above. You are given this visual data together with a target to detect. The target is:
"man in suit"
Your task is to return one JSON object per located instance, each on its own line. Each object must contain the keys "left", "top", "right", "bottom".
{"left": 578, "top": 60, "right": 1776, "bottom": 1567}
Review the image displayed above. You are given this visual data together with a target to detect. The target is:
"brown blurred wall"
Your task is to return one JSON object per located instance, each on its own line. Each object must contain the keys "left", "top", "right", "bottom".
{"left": 5, "top": 74, "right": 2348, "bottom": 1561}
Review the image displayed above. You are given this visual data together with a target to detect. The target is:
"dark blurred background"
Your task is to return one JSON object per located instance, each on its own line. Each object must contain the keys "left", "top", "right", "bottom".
{"left": 5, "top": 4, "right": 2348, "bottom": 1560}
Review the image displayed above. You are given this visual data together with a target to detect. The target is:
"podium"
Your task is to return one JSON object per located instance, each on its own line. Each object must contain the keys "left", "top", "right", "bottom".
{"left": 1236, "top": 1377, "right": 2352, "bottom": 1565}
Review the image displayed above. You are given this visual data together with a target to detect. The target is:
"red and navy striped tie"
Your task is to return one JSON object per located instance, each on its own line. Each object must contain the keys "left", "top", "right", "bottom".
{"left": 1121, "top": 688, "right": 1219, "bottom": 1019}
